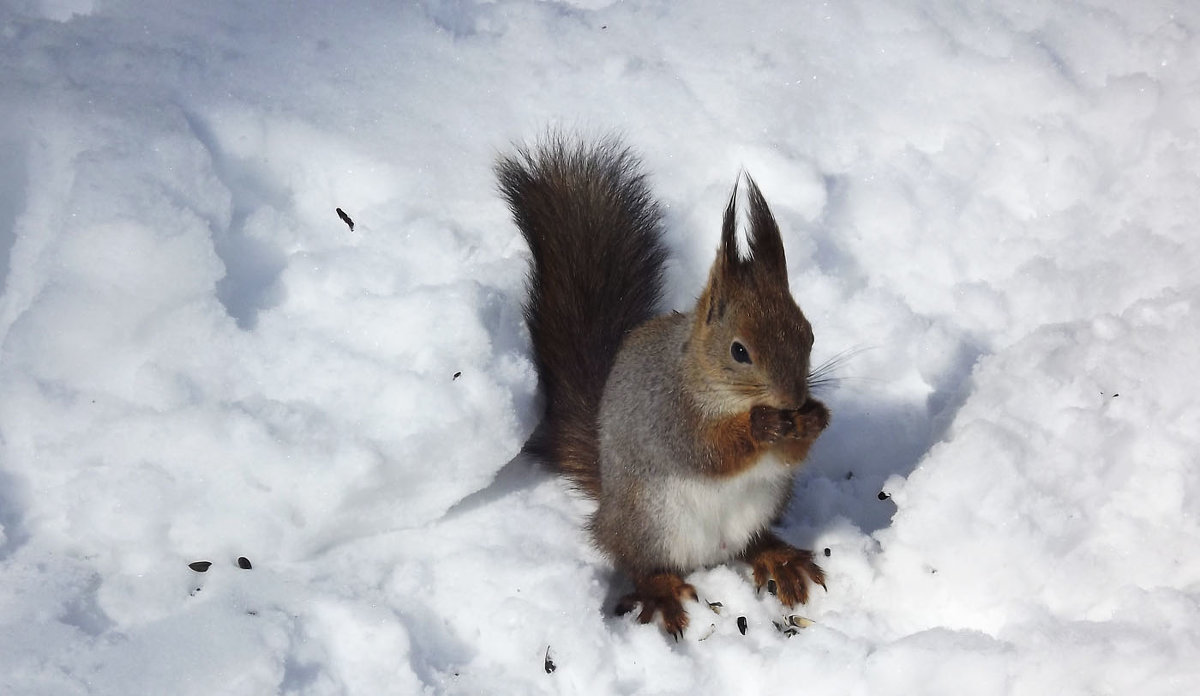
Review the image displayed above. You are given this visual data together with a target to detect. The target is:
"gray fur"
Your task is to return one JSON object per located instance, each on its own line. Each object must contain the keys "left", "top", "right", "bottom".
{"left": 595, "top": 315, "right": 794, "bottom": 574}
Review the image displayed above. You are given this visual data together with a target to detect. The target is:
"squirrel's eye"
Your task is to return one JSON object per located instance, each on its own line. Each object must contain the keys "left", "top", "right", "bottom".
{"left": 731, "top": 341, "right": 752, "bottom": 364}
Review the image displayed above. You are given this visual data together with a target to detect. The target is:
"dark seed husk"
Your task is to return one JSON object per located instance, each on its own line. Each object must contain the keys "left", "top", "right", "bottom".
{"left": 737, "top": 616, "right": 748, "bottom": 635}
{"left": 237, "top": 556, "right": 252, "bottom": 569}
{"left": 188, "top": 561, "right": 212, "bottom": 572}
{"left": 336, "top": 208, "right": 355, "bottom": 231}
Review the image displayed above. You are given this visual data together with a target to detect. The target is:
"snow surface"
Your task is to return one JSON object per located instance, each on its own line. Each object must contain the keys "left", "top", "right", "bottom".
{"left": 2, "top": 0, "right": 1199, "bottom": 693}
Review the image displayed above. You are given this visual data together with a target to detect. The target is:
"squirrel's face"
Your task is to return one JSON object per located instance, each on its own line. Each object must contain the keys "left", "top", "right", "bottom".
{"left": 685, "top": 177, "right": 816, "bottom": 416}
{"left": 690, "top": 272, "right": 814, "bottom": 414}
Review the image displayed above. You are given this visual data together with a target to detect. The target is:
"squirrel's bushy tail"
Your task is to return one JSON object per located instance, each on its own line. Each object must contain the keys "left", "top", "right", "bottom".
{"left": 497, "top": 136, "right": 667, "bottom": 497}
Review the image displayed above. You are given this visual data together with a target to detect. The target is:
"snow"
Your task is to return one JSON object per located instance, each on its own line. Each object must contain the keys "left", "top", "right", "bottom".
{"left": 1, "top": 0, "right": 1198, "bottom": 694}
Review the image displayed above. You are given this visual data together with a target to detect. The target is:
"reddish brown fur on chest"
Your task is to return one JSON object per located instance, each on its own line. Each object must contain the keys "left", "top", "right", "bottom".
{"left": 698, "top": 411, "right": 769, "bottom": 478}
{"left": 698, "top": 404, "right": 826, "bottom": 478}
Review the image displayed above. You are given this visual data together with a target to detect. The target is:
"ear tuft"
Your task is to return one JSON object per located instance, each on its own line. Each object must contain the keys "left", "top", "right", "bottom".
{"left": 720, "top": 177, "right": 741, "bottom": 273}
{"left": 744, "top": 176, "right": 788, "bottom": 285}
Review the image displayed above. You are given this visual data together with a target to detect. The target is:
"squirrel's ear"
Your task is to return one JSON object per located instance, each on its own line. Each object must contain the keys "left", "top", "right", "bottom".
{"left": 744, "top": 176, "right": 788, "bottom": 287}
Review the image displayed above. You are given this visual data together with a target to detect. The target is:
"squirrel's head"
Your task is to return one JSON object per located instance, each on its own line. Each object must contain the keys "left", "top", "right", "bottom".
{"left": 686, "top": 176, "right": 814, "bottom": 416}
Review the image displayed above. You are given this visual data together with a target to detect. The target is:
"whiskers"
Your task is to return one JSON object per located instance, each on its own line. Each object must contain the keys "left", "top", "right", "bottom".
{"left": 807, "top": 345, "right": 876, "bottom": 394}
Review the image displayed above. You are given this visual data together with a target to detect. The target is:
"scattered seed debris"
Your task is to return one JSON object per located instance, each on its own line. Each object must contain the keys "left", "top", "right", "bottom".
{"left": 773, "top": 619, "right": 799, "bottom": 637}
{"left": 877, "top": 490, "right": 890, "bottom": 501}
{"left": 766, "top": 579, "right": 777, "bottom": 596}
{"left": 188, "top": 561, "right": 212, "bottom": 572}
{"left": 737, "top": 616, "right": 748, "bottom": 635}
{"left": 453, "top": 371, "right": 462, "bottom": 380}
{"left": 336, "top": 207, "right": 355, "bottom": 231}
{"left": 237, "top": 556, "right": 252, "bottom": 569}
{"left": 773, "top": 614, "right": 814, "bottom": 636}
{"left": 697, "top": 623, "right": 717, "bottom": 641}
{"left": 707, "top": 601, "right": 723, "bottom": 614}
{"left": 824, "top": 547, "right": 831, "bottom": 557}
{"left": 544, "top": 646, "right": 556, "bottom": 674}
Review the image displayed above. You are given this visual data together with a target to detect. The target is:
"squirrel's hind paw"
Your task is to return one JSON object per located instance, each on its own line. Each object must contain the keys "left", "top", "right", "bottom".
{"left": 742, "top": 535, "right": 826, "bottom": 607}
{"left": 614, "top": 572, "right": 698, "bottom": 639}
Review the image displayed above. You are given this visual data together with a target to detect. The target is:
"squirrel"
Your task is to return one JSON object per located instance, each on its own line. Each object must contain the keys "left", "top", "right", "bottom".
{"left": 497, "top": 136, "right": 830, "bottom": 638}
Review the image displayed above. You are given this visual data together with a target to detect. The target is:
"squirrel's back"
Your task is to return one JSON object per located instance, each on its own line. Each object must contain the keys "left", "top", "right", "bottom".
{"left": 497, "top": 137, "right": 668, "bottom": 496}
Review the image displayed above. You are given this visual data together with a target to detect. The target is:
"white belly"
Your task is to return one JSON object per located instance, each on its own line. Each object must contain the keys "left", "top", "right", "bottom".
{"left": 657, "top": 454, "right": 793, "bottom": 570}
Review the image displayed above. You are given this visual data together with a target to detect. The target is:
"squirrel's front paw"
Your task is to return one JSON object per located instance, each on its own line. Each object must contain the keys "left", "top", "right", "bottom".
{"left": 750, "top": 406, "right": 793, "bottom": 443}
{"left": 614, "top": 572, "right": 698, "bottom": 640}
{"left": 786, "top": 398, "right": 830, "bottom": 440}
